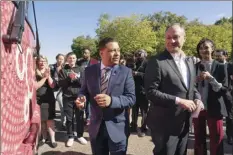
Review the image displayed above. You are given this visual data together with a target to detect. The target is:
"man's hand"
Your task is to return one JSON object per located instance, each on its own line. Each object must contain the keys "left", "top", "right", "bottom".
{"left": 194, "top": 99, "right": 204, "bottom": 111}
{"left": 132, "top": 71, "right": 137, "bottom": 76}
{"left": 178, "top": 98, "right": 197, "bottom": 112}
{"left": 75, "top": 96, "right": 86, "bottom": 109}
{"left": 94, "top": 94, "right": 111, "bottom": 108}
{"left": 230, "top": 75, "right": 233, "bottom": 80}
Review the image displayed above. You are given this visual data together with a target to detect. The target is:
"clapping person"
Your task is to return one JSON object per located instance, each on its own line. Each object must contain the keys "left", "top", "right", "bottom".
{"left": 36, "top": 55, "right": 57, "bottom": 148}
{"left": 58, "top": 52, "right": 87, "bottom": 147}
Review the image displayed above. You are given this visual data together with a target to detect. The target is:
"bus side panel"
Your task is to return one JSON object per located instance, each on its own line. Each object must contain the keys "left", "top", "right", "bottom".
{"left": 1, "top": 1, "right": 40, "bottom": 154}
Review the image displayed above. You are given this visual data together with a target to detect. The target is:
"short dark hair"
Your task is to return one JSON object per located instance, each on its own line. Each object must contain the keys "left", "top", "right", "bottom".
{"left": 135, "top": 49, "right": 147, "bottom": 57}
{"left": 83, "top": 47, "right": 91, "bottom": 52}
{"left": 55, "top": 53, "right": 64, "bottom": 60}
{"left": 98, "top": 37, "right": 117, "bottom": 50}
{"left": 196, "top": 38, "right": 215, "bottom": 57}
{"left": 215, "top": 49, "right": 228, "bottom": 56}
{"left": 66, "top": 52, "right": 76, "bottom": 58}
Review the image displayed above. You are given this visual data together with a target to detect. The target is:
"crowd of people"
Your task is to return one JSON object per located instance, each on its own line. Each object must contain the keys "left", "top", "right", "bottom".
{"left": 35, "top": 23, "right": 233, "bottom": 155}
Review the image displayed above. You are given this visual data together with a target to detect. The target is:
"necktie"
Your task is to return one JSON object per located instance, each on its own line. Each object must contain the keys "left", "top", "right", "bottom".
{"left": 101, "top": 68, "right": 111, "bottom": 94}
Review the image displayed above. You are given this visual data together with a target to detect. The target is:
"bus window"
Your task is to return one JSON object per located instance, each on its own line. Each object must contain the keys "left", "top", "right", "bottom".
{"left": 2, "top": 1, "right": 40, "bottom": 55}
{"left": 25, "top": 1, "right": 36, "bottom": 38}
{"left": 25, "top": 1, "right": 40, "bottom": 55}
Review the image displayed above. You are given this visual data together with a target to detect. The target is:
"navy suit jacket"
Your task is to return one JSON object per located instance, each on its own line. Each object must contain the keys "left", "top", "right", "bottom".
{"left": 78, "top": 63, "right": 136, "bottom": 143}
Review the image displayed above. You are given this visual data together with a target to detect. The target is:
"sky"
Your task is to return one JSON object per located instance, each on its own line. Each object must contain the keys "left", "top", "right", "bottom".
{"left": 31, "top": 1, "right": 232, "bottom": 64}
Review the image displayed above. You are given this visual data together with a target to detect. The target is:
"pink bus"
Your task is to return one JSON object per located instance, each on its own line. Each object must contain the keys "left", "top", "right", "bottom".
{"left": 1, "top": 1, "right": 41, "bottom": 154}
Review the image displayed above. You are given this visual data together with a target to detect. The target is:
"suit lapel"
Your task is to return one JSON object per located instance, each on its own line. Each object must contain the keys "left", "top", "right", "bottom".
{"left": 185, "top": 58, "right": 193, "bottom": 91}
{"left": 107, "top": 65, "right": 120, "bottom": 94}
{"left": 165, "top": 51, "right": 188, "bottom": 90}
{"left": 211, "top": 60, "right": 217, "bottom": 74}
{"left": 96, "top": 63, "right": 101, "bottom": 94}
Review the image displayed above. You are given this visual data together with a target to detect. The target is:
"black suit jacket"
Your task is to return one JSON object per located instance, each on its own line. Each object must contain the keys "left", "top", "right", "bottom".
{"left": 225, "top": 62, "right": 233, "bottom": 118}
{"left": 227, "top": 62, "right": 233, "bottom": 95}
{"left": 196, "top": 60, "right": 228, "bottom": 117}
{"left": 144, "top": 50, "right": 201, "bottom": 135}
{"left": 134, "top": 59, "right": 147, "bottom": 95}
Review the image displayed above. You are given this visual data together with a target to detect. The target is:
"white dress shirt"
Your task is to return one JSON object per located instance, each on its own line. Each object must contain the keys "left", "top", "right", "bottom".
{"left": 171, "top": 52, "right": 189, "bottom": 89}
{"left": 170, "top": 52, "right": 204, "bottom": 116}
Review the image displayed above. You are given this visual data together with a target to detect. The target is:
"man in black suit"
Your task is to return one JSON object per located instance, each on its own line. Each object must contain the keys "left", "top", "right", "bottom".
{"left": 215, "top": 49, "right": 233, "bottom": 145}
{"left": 130, "top": 49, "right": 148, "bottom": 137}
{"left": 228, "top": 61, "right": 233, "bottom": 153}
{"left": 144, "top": 23, "right": 202, "bottom": 155}
{"left": 226, "top": 60, "right": 233, "bottom": 146}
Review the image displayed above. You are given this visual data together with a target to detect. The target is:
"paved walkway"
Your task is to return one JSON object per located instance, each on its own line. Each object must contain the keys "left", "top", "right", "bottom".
{"left": 38, "top": 104, "right": 232, "bottom": 155}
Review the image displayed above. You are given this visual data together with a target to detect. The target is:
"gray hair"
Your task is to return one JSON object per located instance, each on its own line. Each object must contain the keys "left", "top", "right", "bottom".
{"left": 165, "top": 23, "right": 186, "bottom": 36}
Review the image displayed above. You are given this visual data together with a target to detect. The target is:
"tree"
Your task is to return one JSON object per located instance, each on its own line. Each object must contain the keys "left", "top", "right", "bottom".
{"left": 96, "top": 13, "right": 111, "bottom": 38}
{"left": 187, "top": 18, "right": 203, "bottom": 26}
{"left": 144, "top": 11, "right": 188, "bottom": 31}
{"left": 143, "top": 11, "right": 188, "bottom": 54}
{"left": 208, "top": 24, "right": 232, "bottom": 58}
{"left": 184, "top": 25, "right": 209, "bottom": 56}
{"left": 96, "top": 14, "right": 157, "bottom": 56}
{"left": 144, "top": 12, "right": 232, "bottom": 56}
{"left": 71, "top": 12, "right": 232, "bottom": 59}
{"left": 183, "top": 24, "right": 232, "bottom": 57}
{"left": 71, "top": 35, "right": 97, "bottom": 59}
{"left": 215, "top": 17, "right": 232, "bottom": 25}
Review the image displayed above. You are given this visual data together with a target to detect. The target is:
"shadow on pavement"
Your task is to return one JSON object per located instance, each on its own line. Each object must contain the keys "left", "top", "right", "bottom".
{"left": 41, "top": 151, "right": 90, "bottom": 155}
{"left": 223, "top": 140, "right": 233, "bottom": 154}
{"left": 53, "top": 114, "right": 91, "bottom": 143}
{"left": 41, "top": 152, "right": 134, "bottom": 155}
{"left": 187, "top": 133, "right": 232, "bottom": 154}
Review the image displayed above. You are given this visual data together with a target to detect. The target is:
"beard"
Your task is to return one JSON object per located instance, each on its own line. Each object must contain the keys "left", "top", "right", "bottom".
{"left": 217, "top": 59, "right": 224, "bottom": 63}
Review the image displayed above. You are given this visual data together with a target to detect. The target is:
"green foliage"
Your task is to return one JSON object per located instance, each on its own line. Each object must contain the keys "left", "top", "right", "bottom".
{"left": 144, "top": 11, "right": 232, "bottom": 57}
{"left": 71, "top": 11, "right": 232, "bottom": 59}
{"left": 71, "top": 35, "right": 97, "bottom": 59}
{"left": 144, "top": 11, "right": 205, "bottom": 55}
{"left": 96, "top": 14, "right": 157, "bottom": 56}
{"left": 184, "top": 24, "right": 232, "bottom": 57}
{"left": 208, "top": 24, "right": 232, "bottom": 58}
{"left": 144, "top": 11, "right": 188, "bottom": 31}
{"left": 152, "top": 25, "right": 166, "bottom": 55}
{"left": 215, "top": 17, "right": 232, "bottom": 25}
{"left": 184, "top": 25, "right": 209, "bottom": 56}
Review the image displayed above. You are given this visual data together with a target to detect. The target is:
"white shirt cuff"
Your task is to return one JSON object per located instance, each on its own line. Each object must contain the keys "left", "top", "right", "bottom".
{"left": 175, "top": 97, "right": 180, "bottom": 105}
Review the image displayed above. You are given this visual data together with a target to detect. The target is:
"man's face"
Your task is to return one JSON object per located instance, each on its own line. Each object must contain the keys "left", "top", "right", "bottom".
{"left": 136, "top": 53, "right": 145, "bottom": 62}
{"left": 165, "top": 26, "right": 185, "bottom": 53}
{"left": 199, "top": 42, "right": 213, "bottom": 61}
{"left": 215, "top": 52, "right": 226, "bottom": 63}
{"left": 83, "top": 49, "right": 91, "bottom": 60}
{"left": 56, "top": 55, "right": 64, "bottom": 65}
{"left": 67, "top": 54, "right": 77, "bottom": 66}
{"left": 100, "top": 41, "right": 120, "bottom": 66}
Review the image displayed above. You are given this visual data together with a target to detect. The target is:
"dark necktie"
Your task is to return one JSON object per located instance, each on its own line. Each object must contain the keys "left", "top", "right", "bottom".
{"left": 101, "top": 68, "right": 111, "bottom": 94}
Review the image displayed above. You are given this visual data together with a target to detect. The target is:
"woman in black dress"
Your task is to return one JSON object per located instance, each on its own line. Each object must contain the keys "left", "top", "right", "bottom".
{"left": 36, "top": 55, "right": 57, "bottom": 148}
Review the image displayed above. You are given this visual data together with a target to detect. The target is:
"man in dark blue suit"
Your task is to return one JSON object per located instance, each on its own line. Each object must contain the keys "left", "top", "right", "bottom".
{"left": 75, "top": 37, "right": 136, "bottom": 155}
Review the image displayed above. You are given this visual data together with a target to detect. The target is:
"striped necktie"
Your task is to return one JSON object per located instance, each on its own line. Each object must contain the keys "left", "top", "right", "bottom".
{"left": 101, "top": 68, "right": 111, "bottom": 94}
